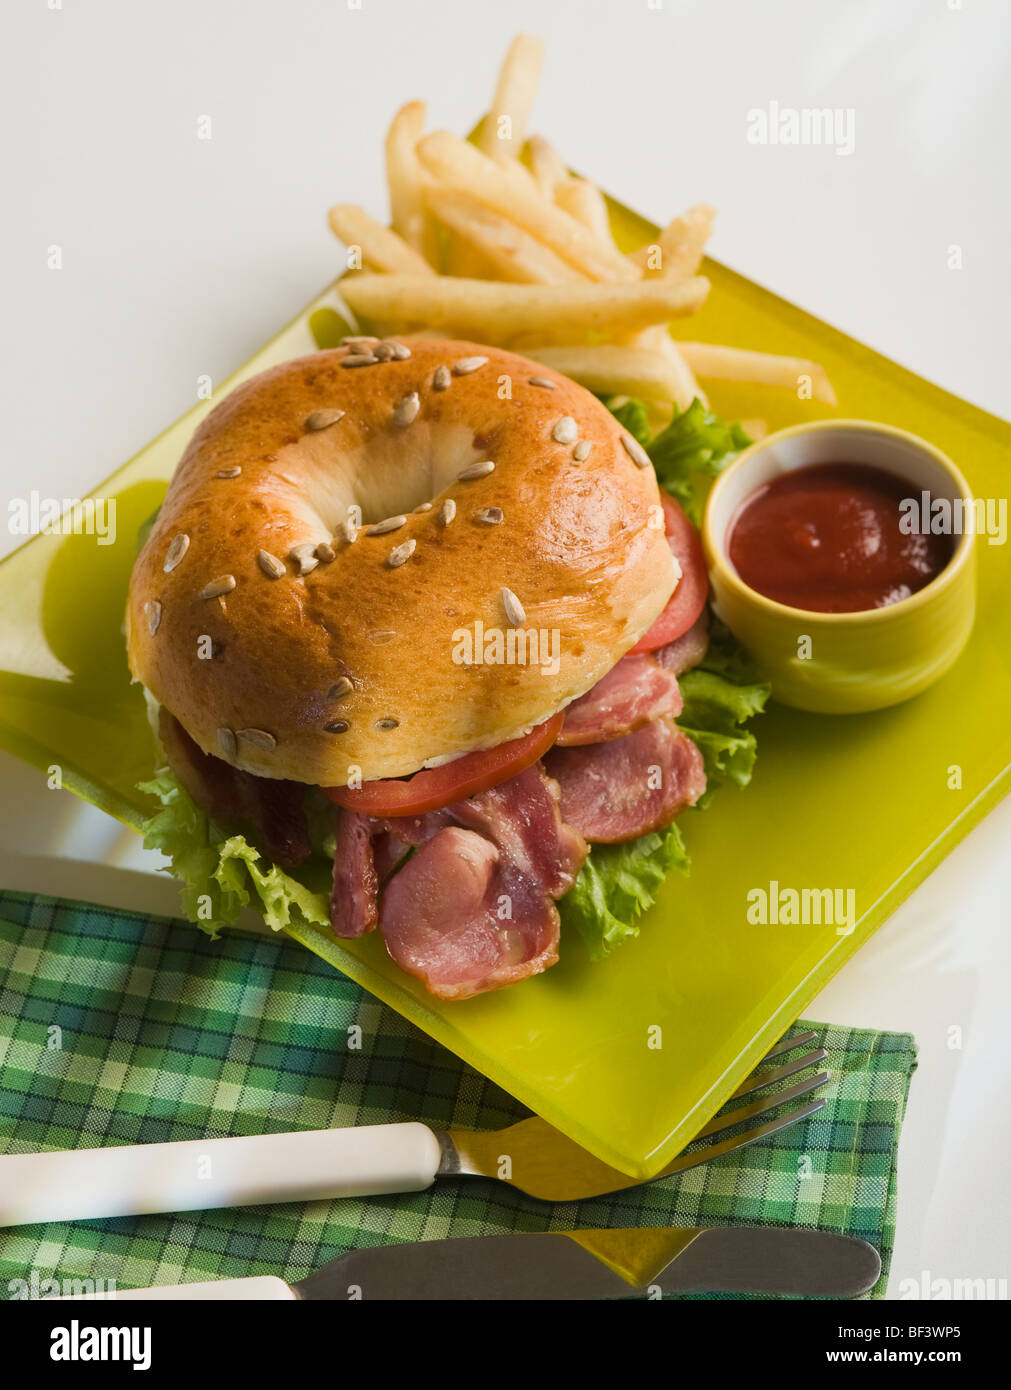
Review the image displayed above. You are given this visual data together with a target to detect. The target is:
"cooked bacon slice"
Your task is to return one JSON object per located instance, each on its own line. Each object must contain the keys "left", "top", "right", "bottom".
{"left": 654, "top": 611, "right": 710, "bottom": 677}
{"left": 544, "top": 718, "right": 706, "bottom": 843}
{"left": 238, "top": 776, "right": 313, "bottom": 869}
{"left": 378, "top": 809, "right": 452, "bottom": 847}
{"left": 158, "top": 710, "right": 310, "bottom": 867}
{"left": 451, "top": 764, "right": 586, "bottom": 896}
{"left": 379, "top": 827, "right": 560, "bottom": 1000}
{"left": 158, "top": 707, "right": 241, "bottom": 820}
{"left": 331, "top": 810, "right": 379, "bottom": 938}
{"left": 556, "top": 653, "right": 683, "bottom": 747}
{"left": 371, "top": 831, "right": 412, "bottom": 884}
{"left": 374, "top": 764, "right": 585, "bottom": 999}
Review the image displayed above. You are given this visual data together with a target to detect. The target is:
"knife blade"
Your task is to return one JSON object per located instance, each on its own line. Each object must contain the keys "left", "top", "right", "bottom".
{"left": 80, "top": 1227, "right": 880, "bottom": 1300}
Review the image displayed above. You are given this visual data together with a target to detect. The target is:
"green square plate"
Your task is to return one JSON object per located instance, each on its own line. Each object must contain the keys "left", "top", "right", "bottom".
{"left": 2, "top": 197, "right": 1009, "bottom": 1179}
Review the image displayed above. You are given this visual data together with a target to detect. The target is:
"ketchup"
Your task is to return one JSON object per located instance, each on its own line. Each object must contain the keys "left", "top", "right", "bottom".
{"left": 727, "top": 463, "right": 953, "bottom": 613}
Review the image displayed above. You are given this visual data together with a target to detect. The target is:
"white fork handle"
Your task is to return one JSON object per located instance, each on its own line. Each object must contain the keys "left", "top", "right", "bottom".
{"left": 0, "top": 1123, "right": 443, "bottom": 1227}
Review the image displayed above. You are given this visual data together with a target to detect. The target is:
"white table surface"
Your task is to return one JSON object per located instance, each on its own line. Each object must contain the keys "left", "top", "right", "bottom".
{"left": 2, "top": 0, "right": 1009, "bottom": 1297}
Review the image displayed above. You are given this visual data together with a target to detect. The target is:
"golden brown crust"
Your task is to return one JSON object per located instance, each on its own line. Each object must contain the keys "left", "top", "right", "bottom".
{"left": 126, "top": 339, "right": 677, "bottom": 784}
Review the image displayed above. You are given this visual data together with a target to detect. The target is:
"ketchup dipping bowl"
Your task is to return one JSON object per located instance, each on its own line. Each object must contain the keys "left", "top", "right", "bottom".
{"left": 702, "top": 420, "right": 976, "bottom": 714}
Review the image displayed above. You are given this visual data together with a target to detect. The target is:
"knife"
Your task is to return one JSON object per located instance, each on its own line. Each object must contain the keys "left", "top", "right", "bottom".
{"left": 58, "top": 1227, "right": 880, "bottom": 1300}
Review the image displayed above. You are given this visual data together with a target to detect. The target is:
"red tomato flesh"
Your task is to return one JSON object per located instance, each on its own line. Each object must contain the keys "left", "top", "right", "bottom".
{"left": 323, "top": 713, "right": 565, "bottom": 816}
{"left": 630, "top": 493, "right": 709, "bottom": 653}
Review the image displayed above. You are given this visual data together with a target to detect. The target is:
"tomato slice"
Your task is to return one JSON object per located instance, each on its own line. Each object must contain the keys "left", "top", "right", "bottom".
{"left": 323, "top": 713, "right": 565, "bottom": 816}
{"left": 630, "top": 493, "right": 709, "bottom": 653}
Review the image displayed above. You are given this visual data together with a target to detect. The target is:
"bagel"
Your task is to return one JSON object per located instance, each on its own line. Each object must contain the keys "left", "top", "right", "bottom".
{"left": 126, "top": 338, "right": 678, "bottom": 786}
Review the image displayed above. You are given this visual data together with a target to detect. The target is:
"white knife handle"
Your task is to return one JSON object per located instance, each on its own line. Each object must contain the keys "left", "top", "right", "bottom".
{"left": 0, "top": 1123, "right": 443, "bottom": 1227}
{"left": 57, "top": 1276, "right": 296, "bottom": 1301}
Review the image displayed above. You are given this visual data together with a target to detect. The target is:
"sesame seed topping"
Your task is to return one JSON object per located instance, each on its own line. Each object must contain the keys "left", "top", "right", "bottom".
{"left": 305, "top": 408, "right": 345, "bottom": 432}
{"left": 621, "top": 432, "right": 651, "bottom": 468}
{"left": 366, "top": 515, "right": 407, "bottom": 536}
{"left": 501, "top": 588, "right": 526, "bottom": 627}
{"left": 387, "top": 538, "right": 416, "bottom": 568}
{"left": 329, "top": 677, "right": 353, "bottom": 701}
{"left": 144, "top": 599, "right": 162, "bottom": 635}
{"left": 218, "top": 728, "right": 237, "bottom": 759}
{"left": 340, "top": 335, "right": 378, "bottom": 349}
{"left": 199, "top": 575, "right": 236, "bottom": 600}
{"left": 473, "top": 507, "right": 503, "bottom": 525}
{"left": 573, "top": 440, "right": 594, "bottom": 462}
{"left": 368, "top": 630, "right": 396, "bottom": 645}
{"left": 376, "top": 718, "right": 400, "bottom": 731}
{"left": 439, "top": 498, "right": 457, "bottom": 525}
{"left": 432, "top": 365, "right": 451, "bottom": 391}
{"left": 452, "top": 356, "right": 488, "bottom": 376}
{"left": 341, "top": 353, "right": 380, "bottom": 368}
{"left": 392, "top": 391, "right": 420, "bottom": 427}
{"left": 288, "top": 543, "right": 319, "bottom": 576}
{"left": 528, "top": 376, "right": 557, "bottom": 390}
{"left": 552, "top": 416, "right": 578, "bottom": 445}
{"left": 457, "top": 460, "right": 495, "bottom": 481}
{"left": 342, "top": 517, "right": 359, "bottom": 544}
{"left": 389, "top": 342, "right": 411, "bottom": 360}
{"left": 371, "top": 342, "right": 396, "bottom": 361}
{"left": 237, "top": 727, "right": 277, "bottom": 750}
{"left": 216, "top": 466, "right": 242, "bottom": 479}
{"left": 258, "top": 549, "right": 286, "bottom": 579}
{"left": 324, "top": 720, "right": 349, "bottom": 734}
{"left": 413, "top": 502, "right": 433, "bottom": 513}
{"left": 315, "top": 541, "right": 336, "bottom": 563}
{"left": 163, "top": 534, "right": 189, "bottom": 572}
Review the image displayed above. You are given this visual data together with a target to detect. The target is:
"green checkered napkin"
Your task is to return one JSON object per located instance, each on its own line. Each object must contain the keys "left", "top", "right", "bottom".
{"left": 0, "top": 891, "right": 916, "bottom": 1300}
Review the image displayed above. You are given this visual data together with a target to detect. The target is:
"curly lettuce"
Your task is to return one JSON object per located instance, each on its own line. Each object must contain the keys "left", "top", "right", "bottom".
{"left": 138, "top": 768, "right": 329, "bottom": 938}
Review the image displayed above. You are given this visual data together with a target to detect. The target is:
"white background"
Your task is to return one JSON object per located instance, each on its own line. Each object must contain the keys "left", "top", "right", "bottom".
{"left": 1, "top": 0, "right": 1009, "bottom": 1298}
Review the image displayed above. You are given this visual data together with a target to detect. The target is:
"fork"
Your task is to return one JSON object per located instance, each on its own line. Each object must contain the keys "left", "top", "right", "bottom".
{"left": 444, "top": 1030, "right": 830, "bottom": 1200}
{"left": 0, "top": 1032, "right": 829, "bottom": 1225}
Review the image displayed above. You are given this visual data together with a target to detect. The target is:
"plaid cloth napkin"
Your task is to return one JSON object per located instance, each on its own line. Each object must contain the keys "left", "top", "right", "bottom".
{"left": 0, "top": 891, "right": 916, "bottom": 1300}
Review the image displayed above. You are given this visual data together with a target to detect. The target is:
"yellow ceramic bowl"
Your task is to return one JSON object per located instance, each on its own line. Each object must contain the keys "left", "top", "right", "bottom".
{"left": 702, "top": 420, "right": 976, "bottom": 713}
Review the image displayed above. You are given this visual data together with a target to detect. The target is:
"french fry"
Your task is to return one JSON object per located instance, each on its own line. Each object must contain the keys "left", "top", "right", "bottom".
{"left": 480, "top": 33, "right": 545, "bottom": 162}
{"left": 527, "top": 135, "right": 569, "bottom": 197}
{"left": 630, "top": 204, "right": 716, "bottom": 279}
{"left": 630, "top": 325, "right": 707, "bottom": 409}
{"left": 417, "top": 130, "right": 638, "bottom": 282}
{"left": 679, "top": 342, "right": 838, "bottom": 406}
{"left": 327, "top": 204, "right": 435, "bottom": 277}
{"left": 425, "top": 187, "right": 588, "bottom": 284}
{"left": 525, "top": 344, "right": 697, "bottom": 406}
{"left": 739, "top": 419, "right": 769, "bottom": 440}
{"left": 340, "top": 273, "right": 710, "bottom": 341}
{"left": 384, "top": 101, "right": 439, "bottom": 264}
{"left": 554, "top": 178, "right": 615, "bottom": 248}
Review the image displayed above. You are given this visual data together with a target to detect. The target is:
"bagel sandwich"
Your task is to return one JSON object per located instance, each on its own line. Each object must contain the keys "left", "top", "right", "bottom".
{"left": 130, "top": 338, "right": 768, "bottom": 999}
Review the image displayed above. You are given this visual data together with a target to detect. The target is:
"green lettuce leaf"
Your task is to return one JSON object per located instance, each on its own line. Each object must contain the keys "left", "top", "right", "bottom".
{"left": 559, "top": 822, "right": 690, "bottom": 962}
{"left": 605, "top": 397, "right": 652, "bottom": 446}
{"left": 138, "top": 769, "right": 330, "bottom": 938}
{"left": 679, "top": 619, "right": 770, "bottom": 797}
{"left": 648, "top": 398, "right": 751, "bottom": 524}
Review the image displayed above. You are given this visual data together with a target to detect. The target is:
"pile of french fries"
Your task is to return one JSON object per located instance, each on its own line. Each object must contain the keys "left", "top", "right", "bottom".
{"left": 329, "top": 34, "right": 837, "bottom": 429}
